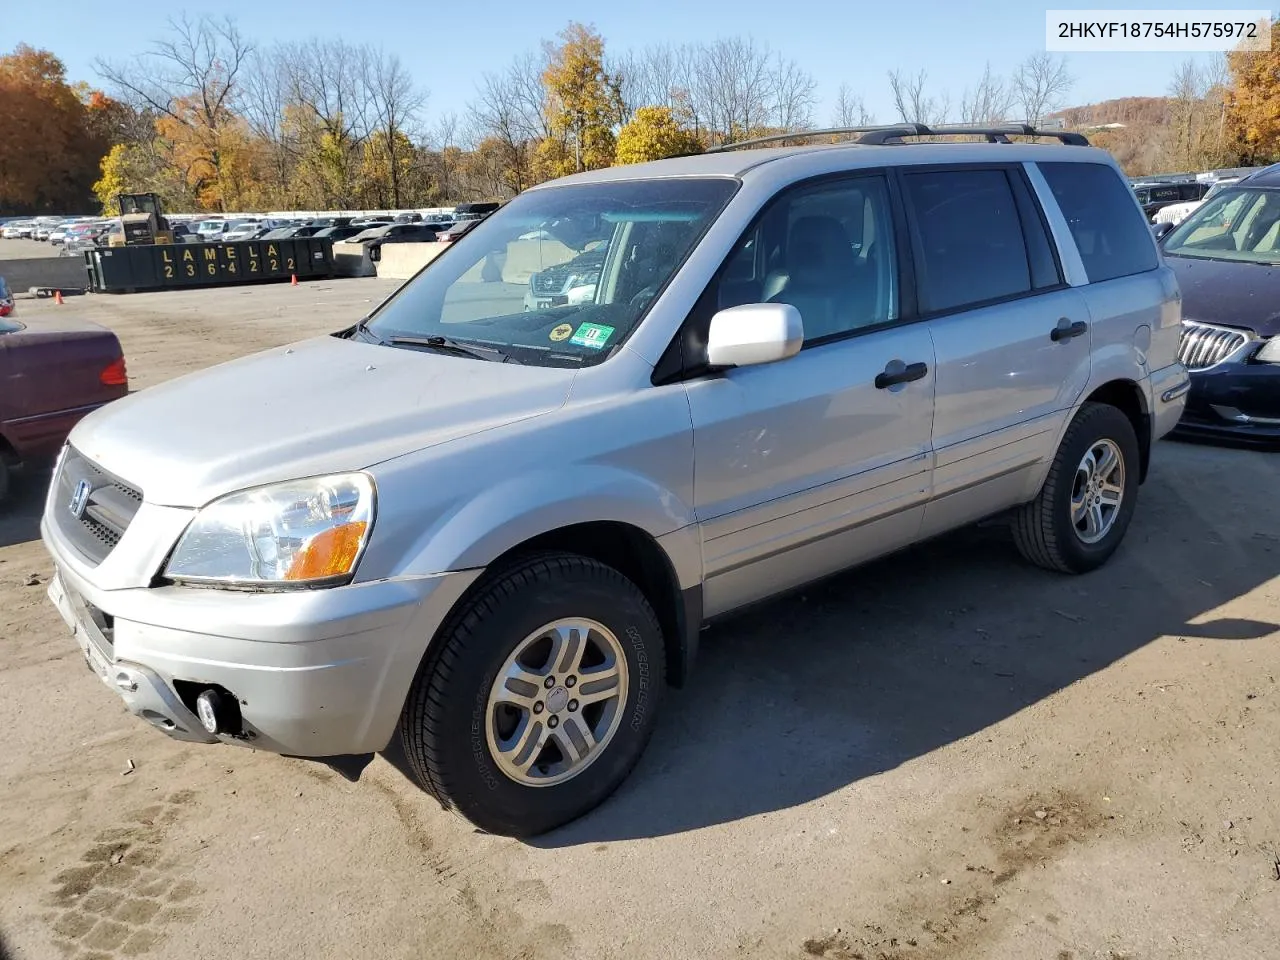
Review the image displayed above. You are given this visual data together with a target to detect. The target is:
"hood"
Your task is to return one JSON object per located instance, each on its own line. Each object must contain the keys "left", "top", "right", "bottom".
{"left": 1165, "top": 254, "right": 1280, "bottom": 337}
{"left": 69, "top": 334, "right": 576, "bottom": 507}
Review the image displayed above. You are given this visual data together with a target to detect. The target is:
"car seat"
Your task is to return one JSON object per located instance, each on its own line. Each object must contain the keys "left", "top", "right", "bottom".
{"left": 767, "top": 216, "right": 860, "bottom": 340}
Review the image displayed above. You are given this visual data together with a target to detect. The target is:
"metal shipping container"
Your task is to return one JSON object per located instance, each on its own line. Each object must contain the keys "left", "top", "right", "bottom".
{"left": 85, "top": 238, "right": 334, "bottom": 293}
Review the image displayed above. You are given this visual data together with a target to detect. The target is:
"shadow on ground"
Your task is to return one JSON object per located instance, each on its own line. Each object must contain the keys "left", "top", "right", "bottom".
{"left": 0, "top": 467, "right": 49, "bottom": 550}
{"left": 381, "top": 442, "right": 1280, "bottom": 842}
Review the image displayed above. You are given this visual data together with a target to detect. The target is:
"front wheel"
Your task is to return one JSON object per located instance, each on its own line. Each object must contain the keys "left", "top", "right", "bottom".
{"left": 399, "top": 553, "right": 664, "bottom": 837}
{"left": 1012, "top": 402, "right": 1140, "bottom": 574}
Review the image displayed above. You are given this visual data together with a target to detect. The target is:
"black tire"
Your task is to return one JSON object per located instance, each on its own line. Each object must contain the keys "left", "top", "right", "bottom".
{"left": 0, "top": 457, "right": 10, "bottom": 503}
{"left": 1012, "top": 402, "right": 1141, "bottom": 574}
{"left": 399, "top": 552, "right": 665, "bottom": 837}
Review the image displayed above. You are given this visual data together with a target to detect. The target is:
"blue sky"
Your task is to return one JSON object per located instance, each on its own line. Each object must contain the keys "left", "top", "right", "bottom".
{"left": 9, "top": 0, "right": 1243, "bottom": 128}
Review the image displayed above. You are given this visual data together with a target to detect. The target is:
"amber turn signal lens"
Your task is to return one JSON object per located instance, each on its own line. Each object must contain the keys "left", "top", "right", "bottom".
{"left": 284, "top": 521, "right": 368, "bottom": 581}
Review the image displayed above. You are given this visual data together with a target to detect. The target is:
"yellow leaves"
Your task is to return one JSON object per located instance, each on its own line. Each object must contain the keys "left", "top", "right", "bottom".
{"left": 616, "top": 107, "right": 703, "bottom": 165}
{"left": 1226, "top": 18, "right": 1280, "bottom": 157}
{"left": 93, "top": 144, "right": 130, "bottom": 211}
{"left": 540, "top": 22, "right": 623, "bottom": 173}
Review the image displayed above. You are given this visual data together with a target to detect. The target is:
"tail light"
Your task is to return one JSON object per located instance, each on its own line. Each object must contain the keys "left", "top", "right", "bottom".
{"left": 100, "top": 355, "right": 128, "bottom": 387}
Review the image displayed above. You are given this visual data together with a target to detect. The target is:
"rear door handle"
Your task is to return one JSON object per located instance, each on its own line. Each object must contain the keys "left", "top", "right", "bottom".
{"left": 875, "top": 360, "right": 929, "bottom": 389}
{"left": 1051, "top": 318, "right": 1088, "bottom": 342}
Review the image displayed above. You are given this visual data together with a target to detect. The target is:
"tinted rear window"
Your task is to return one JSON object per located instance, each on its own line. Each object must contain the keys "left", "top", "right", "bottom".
{"left": 903, "top": 169, "right": 1032, "bottom": 313}
{"left": 1039, "top": 162, "right": 1158, "bottom": 283}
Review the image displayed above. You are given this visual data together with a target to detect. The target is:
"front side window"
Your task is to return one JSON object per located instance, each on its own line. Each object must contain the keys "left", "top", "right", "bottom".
{"left": 1163, "top": 187, "right": 1280, "bottom": 264}
{"left": 903, "top": 168, "right": 1031, "bottom": 313}
{"left": 365, "top": 178, "right": 737, "bottom": 366}
{"left": 715, "top": 175, "right": 898, "bottom": 342}
{"left": 1039, "top": 162, "right": 1159, "bottom": 283}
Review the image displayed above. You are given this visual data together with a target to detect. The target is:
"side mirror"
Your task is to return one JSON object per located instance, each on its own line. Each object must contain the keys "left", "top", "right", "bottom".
{"left": 1151, "top": 220, "right": 1175, "bottom": 242}
{"left": 706, "top": 303, "right": 804, "bottom": 368}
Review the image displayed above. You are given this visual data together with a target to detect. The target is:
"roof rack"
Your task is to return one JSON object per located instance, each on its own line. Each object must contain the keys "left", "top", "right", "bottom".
{"left": 706, "top": 123, "right": 1090, "bottom": 153}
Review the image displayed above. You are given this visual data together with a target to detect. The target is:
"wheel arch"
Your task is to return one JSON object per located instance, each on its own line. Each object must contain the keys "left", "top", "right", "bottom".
{"left": 490, "top": 521, "right": 700, "bottom": 688}
{"left": 390, "top": 466, "right": 705, "bottom": 689}
{"left": 1083, "top": 379, "right": 1151, "bottom": 482}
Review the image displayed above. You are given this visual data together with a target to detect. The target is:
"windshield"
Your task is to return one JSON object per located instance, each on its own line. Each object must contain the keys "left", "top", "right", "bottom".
{"left": 1202, "top": 180, "right": 1235, "bottom": 201}
{"left": 364, "top": 177, "right": 736, "bottom": 367}
{"left": 1163, "top": 187, "right": 1280, "bottom": 264}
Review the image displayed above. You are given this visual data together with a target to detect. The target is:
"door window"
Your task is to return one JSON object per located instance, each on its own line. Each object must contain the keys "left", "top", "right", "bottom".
{"left": 902, "top": 169, "right": 1033, "bottom": 313}
{"left": 1038, "top": 162, "right": 1159, "bottom": 282}
{"left": 716, "top": 176, "right": 898, "bottom": 342}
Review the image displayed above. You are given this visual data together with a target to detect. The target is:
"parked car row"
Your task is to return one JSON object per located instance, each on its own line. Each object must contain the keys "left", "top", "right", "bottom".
{"left": 2, "top": 204, "right": 504, "bottom": 255}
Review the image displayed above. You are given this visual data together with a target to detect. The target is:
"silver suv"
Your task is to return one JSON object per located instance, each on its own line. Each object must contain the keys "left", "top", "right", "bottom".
{"left": 42, "top": 125, "right": 1189, "bottom": 837}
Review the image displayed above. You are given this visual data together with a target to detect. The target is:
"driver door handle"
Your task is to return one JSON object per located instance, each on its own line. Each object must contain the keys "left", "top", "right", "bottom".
{"left": 875, "top": 361, "right": 929, "bottom": 389}
{"left": 1050, "top": 318, "right": 1088, "bottom": 342}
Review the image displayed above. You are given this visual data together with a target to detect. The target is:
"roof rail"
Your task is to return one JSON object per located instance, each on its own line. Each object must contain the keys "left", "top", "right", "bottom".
{"left": 707, "top": 123, "right": 1090, "bottom": 152}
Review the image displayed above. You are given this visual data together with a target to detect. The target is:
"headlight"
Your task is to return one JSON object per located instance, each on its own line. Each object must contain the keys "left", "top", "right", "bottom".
{"left": 165, "top": 474, "right": 375, "bottom": 587}
{"left": 1255, "top": 338, "right": 1280, "bottom": 363}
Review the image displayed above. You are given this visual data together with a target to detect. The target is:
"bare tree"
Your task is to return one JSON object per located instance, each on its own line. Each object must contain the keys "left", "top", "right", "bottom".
{"left": 960, "top": 63, "right": 1014, "bottom": 125}
{"left": 1012, "top": 52, "right": 1073, "bottom": 125}
{"left": 363, "top": 49, "right": 427, "bottom": 206}
{"left": 430, "top": 112, "right": 461, "bottom": 203}
{"left": 468, "top": 61, "right": 541, "bottom": 193}
{"left": 95, "top": 15, "right": 252, "bottom": 209}
{"left": 832, "top": 83, "right": 874, "bottom": 126}
{"left": 1165, "top": 57, "right": 1234, "bottom": 170}
{"left": 614, "top": 43, "right": 684, "bottom": 118}
{"left": 240, "top": 48, "right": 294, "bottom": 201}
{"left": 770, "top": 52, "right": 817, "bottom": 132}
{"left": 888, "top": 68, "right": 949, "bottom": 125}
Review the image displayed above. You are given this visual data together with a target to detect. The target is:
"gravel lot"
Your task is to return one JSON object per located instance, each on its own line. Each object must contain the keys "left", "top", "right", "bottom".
{"left": 1, "top": 279, "right": 1278, "bottom": 960}
{"left": 0, "top": 239, "right": 67, "bottom": 260}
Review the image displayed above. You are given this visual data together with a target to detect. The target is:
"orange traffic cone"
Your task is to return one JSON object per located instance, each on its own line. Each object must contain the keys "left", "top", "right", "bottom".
{"left": 54, "top": 290, "right": 63, "bottom": 305}
{"left": 290, "top": 274, "right": 298, "bottom": 287}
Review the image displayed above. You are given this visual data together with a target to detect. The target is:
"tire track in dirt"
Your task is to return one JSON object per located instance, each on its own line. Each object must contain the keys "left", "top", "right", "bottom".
{"left": 366, "top": 776, "right": 575, "bottom": 960}
{"left": 41, "top": 789, "right": 204, "bottom": 958}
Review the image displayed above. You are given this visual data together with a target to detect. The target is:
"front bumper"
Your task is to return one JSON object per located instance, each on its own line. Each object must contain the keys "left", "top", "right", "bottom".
{"left": 1174, "top": 360, "right": 1280, "bottom": 446}
{"left": 44, "top": 518, "right": 481, "bottom": 757}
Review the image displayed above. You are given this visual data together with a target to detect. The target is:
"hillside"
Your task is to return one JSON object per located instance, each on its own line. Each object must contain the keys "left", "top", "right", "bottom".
{"left": 1048, "top": 96, "right": 1173, "bottom": 129}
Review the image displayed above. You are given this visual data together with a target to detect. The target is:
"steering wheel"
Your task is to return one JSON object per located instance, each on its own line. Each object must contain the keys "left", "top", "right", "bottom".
{"left": 628, "top": 285, "right": 658, "bottom": 308}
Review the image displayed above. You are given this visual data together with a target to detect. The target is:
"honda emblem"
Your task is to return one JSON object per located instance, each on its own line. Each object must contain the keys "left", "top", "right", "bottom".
{"left": 69, "top": 479, "right": 92, "bottom": 519}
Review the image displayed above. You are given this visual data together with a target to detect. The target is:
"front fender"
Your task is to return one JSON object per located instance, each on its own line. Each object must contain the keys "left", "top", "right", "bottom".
{"left": 396, "top": 464, "right": 698, "bottom": 580}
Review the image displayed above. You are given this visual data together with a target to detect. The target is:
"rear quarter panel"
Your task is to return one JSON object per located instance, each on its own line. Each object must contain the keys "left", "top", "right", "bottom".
{"left": 1, "top": 326, "right": 126, "bottom": 460}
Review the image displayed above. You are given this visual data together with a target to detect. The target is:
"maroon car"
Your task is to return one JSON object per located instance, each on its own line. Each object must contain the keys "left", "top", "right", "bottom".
{"left": 0, "top": 304, "right": 128, "bottom": 500}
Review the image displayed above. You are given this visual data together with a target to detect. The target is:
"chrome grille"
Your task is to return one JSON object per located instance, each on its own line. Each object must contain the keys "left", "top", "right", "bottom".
{"left": 52, "top": 448, "right": 143, "bottom": 566}
{"left": 1177, "top": 320, "right": 1250, "bottom": 371}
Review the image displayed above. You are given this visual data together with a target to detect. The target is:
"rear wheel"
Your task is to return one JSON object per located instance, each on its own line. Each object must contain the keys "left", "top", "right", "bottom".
{"left": 0, "top": 457, "right": 9, "bottom": 503}
{"left": 399, "top": 553, "right": 664, "bottom": 837}
{"left": 1013, "top": 402, "right": 1140, "bottom": 573}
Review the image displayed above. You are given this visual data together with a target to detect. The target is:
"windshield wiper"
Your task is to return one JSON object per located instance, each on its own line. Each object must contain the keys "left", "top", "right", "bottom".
{"left": 385, "top": 334, "right": 514, "bottom": 363}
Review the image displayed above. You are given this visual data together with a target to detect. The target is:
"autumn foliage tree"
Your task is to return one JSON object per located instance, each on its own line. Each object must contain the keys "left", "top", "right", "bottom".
{"left": 540, "top": 24, "right": 623, "bottom": 176}
{"left": 1226, "top": 18, "right": 1280, "bottom": 163}
{"left": 0, "top": 45, "right": 114, "bottom": 213}
{"left": 615, "top": 107, "right": 702, "bottom": 164}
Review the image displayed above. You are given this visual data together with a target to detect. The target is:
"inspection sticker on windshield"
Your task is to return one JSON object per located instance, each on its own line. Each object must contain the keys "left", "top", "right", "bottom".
{"left": 569, "top": 322, "right": 615, "bottom": 350}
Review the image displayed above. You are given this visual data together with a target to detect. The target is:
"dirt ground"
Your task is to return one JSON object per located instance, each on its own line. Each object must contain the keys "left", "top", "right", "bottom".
{"left": 1, "top": 279, "right": 1277, "bottom": 960}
